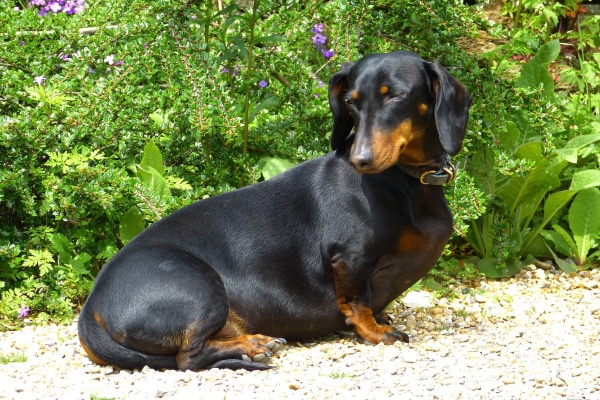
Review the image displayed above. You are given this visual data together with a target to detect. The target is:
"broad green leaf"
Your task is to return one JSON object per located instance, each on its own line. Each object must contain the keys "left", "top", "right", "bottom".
{"left": 544, "top": 243, "right": 578, "bottom": 273}
{"left": 531, "top": 39, "right": 560, "bottom": 66}
{"left": 249, "top": 96, "right": 279, "bottom": 123}
{"left": 554, "top": 148, "right": 578, "bottom": 163}
{"left": 140, "top": 142, "right": 165, "bottom": 176}
{"left": 477, "top": 257, "right": 521, "bottom": 279}
{"left": 543, "top": 190, "right": 577, "bottom": 224}
{"left": 232, "top": 35, "right": 248, "bottom": 62}
{"left": 258, "top": 157, "right": 297, "bottom": 180}
{"left": 516, "top": 40, "right": 560, "bottom": 100}
{"left": 502, "top": 121, "right": 521, "bottom": 151}
{"left": 119, "top": 206, "right": 146, "bottom": 245}
{"left": 50, "top": 233, "right": 72, "bottom": 262}
{"left": 70, "top": 253, "right": 92, "bottom": 275}
{"left": 514, "top": 141, "right": 542, "bottom": 162}
{"left": 555, "top": 134, "right": 600, "bottom": 163}
{"left": 569, "top": 188, "right": 600, "bottom": 266}
{"left": 498, "top": 159, "right": 559, "bottom": 213}
{"left": 562, "top": 133, "right": 600, "bottom": 150}
{"left": 569, "top": 170, "right": 600, "bottom": 191}
{"left": 136, "top": 165, "right": 172, "bottom": 201}
{"left": 517, "top": 62, "right": 554, "bottom": 99}
{"left": 541, "top": 229, "right": 574, "bottom": 258}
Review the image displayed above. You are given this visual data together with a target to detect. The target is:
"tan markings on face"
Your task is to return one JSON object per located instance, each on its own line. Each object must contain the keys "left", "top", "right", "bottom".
{"left": 351, "top": 91, "right": 359, "bottom": 100}
{"left": 418, "top": 103, "right": 428, "bottom": 115}
{"left": 379, "top": 85, "right": 389, "bottom": 95}
{"left": 369, "top": 120, "right": 413, "bottom": 171}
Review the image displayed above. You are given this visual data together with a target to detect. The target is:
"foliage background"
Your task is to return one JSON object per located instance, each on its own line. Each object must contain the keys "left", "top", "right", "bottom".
{"left": 1, "top": 0, "right": 599, "bottom": 326}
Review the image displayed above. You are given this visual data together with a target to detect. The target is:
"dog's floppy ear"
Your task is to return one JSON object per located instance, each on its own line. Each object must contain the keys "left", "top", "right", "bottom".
{"left": 426, "top": 61, "right": 472, "bottom": 156}
{"left": 328, "top": 62, "right": 354, "bottom": 150}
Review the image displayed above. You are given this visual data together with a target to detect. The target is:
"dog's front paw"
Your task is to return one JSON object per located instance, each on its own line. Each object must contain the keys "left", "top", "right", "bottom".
{"left": 385, "top": 327, "right": 409, "bottom": 344}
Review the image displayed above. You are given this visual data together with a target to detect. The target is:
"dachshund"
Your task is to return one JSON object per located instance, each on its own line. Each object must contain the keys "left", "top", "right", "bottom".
{"left": 78, "top": 50, "right": 471, "bottom": 371}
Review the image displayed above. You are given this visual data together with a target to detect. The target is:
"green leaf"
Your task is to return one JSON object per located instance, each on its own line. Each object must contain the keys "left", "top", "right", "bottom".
{"left": 569, "top": 170, "right": 600, "bottom": 191}
{"left": 553, "top": 148, "right": 578, "bottom": 163}
{"left": 477, "top": 257, "right": 521, "bottom": 278}
{"left": 531, "top": 39, "right": 560, "bottom": 66}
{"left": 569, "top": 188, "right": 600, "bottom": 266}
{"left": 498, "top": 159, "right": 560, "bottom": 214}
{"left": 258, "top": 157, "right": 297, "bottom": 180}
{"left": 514, "top": 141, "right": 542, "bottom": 162}
{"left": 521, "top": 190, "right": 576, "bottom": 254}
{"left": 119, "top": 206, "right": 146, "bottom": 245}
{"left": 249, "top": 96, "right": 279, "bottom": 123}
{"left": 70, "top": 253, "right": 92, "bottom": 275}
{"left": 136, "top": 165, "right": 172, "bottom": 201}
{"left": 541, "top": 229, "right": 574, "bottom": 258}
{"left": 232, "top": 35, "right": 248, "bottom": 62}
{"left": 544, "top": 243, "right": 578, "bottom": 273}
{"left": 140, "top": 142, "right": 165, "bottom": 176}
{"left": 516, "top": 41, "right": 560, "bottom": 100}
{"left": 50, "top": 233, "right": 72, "bottom": 264}
{"left": 555, "top": 134, "right": 600, "bottom": 163}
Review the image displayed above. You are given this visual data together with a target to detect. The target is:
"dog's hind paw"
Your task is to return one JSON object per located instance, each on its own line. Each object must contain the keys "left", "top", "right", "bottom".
{"left": 265, "top": 338, "right": 287, "bottom": 352}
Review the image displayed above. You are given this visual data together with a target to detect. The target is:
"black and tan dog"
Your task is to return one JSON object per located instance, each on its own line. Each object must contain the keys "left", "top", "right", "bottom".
{"left": 78, "top": 50, "right": 471, "bottom": 371}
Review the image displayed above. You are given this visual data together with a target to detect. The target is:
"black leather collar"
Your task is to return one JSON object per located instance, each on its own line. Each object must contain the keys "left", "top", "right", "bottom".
{"left": 398, "top": 155, "right": 457, "bottom": 185}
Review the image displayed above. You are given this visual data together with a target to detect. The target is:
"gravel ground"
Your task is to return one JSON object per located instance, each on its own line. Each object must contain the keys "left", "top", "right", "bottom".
{"left": 1, "top": 263, "right": 599, "bottom": 400}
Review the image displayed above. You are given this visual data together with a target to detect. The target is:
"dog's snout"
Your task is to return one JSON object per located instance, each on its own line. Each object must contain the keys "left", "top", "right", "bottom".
{"left": 350, "top": 150, "right": 373, "bottom": 170}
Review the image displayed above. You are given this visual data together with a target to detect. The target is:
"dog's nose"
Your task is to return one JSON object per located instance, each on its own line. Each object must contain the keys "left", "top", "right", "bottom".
{"left": 350, "top": 151, "right": 373, "bottom": 170}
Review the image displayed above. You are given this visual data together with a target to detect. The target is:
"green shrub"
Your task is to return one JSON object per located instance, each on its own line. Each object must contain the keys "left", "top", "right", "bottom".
{"left": 1, "top": 0, "right": 598, "bottom": 325}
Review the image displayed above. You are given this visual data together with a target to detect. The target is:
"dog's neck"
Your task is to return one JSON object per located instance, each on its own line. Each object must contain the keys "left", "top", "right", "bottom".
{"left": 396, "top": 154, "right": 457, "bottom": 185}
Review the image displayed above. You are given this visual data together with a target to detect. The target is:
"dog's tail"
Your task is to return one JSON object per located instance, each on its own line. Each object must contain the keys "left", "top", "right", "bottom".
{"left": 77, "top": 309, "right": 178, "bottom": 371}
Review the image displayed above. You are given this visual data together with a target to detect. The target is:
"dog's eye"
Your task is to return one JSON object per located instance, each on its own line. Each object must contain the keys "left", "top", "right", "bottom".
{"left": 386, "top": 93, "right": 407, "bottom": 104}
{"left": 344, "top": 98, "right": 354, "bottom": 105}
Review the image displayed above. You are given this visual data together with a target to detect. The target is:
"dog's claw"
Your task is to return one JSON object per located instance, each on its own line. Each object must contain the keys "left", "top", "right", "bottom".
{"left": 392, "top": 330, "right": 410, "bottom": 343}
{"left": 265, "top": 338, "right": 287, "bottom": 351}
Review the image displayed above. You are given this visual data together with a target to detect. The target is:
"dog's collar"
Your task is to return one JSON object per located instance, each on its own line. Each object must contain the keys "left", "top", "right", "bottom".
{"left": 398, "top": 155, "right": 457, "bottom": 185}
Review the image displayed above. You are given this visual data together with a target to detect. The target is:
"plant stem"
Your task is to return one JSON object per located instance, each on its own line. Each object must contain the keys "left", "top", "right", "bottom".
{"left": 242, "top": 0, "right": 260, "bottom": 160}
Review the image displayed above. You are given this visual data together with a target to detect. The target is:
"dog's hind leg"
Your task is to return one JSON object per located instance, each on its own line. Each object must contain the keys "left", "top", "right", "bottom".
{"left": 175, "top": 310, "right": 286, "bottom": 371}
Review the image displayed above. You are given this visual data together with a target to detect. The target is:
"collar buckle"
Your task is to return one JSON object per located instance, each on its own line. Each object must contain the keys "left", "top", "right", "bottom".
{"left": 418, "top": 157, "right": 457, "bottom": 185}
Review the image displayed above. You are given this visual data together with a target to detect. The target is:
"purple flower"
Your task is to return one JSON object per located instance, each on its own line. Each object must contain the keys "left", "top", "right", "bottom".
{"left": 49, "top": 1, "right": 62, "bottom": 12}
{"left": 20, "top": 41, "right": 25, "bottom": 46}
{"left": 321, "top": 49, "right": 335, "bottom": 59}
{"left": 30, "top": 0, "right": 85, "bottom": 16}
{"left": 317, "top": 80, "right": 324, "bottom": 88}
{"left": 18, "top": 305, "right": 30, "bottom": 319}
{"left": 59, "top": 53, "right": 70, "bottom": 61}
{"left": 258, "top": 80, "right": 268, "bottom": 88}
{"left": 311, "top": 33, "right": 327, "bottom": 46}
{"left": 233, "top": 66, "right": 240, "bottom": 76}
{"left": 220, "top": 67, "right": 230, "bottom": 74}
{"left": 33, "top": 75, "right": 46, "bottom": 85}
{"left": 311, "top": 23, "right": 335, "bottom": 60}
{"left": 88, "top": 67, "right": 94, "bottom": 74}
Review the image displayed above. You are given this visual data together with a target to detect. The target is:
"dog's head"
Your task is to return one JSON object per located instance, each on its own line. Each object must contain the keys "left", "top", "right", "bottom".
{"left": 328, "top": 51, "right": 471, "bottom": 174}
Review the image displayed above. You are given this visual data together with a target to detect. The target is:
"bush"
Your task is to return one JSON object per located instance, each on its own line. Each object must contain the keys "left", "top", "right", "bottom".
{"left": 1, "top": 0, "right": 598, "bottom": 325}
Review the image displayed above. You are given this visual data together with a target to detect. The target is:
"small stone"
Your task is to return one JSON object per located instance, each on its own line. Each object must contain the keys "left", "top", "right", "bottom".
{"left": 583, "top": 280, "right": 598, "bottom": 289}
{"left": 401, "top": 291, "right": 434, "bottom": 309}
